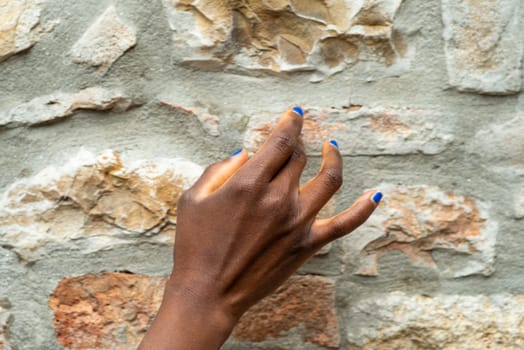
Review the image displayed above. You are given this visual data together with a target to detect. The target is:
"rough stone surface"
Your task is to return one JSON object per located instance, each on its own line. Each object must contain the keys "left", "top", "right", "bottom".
{"left": 49, "top": 274, "right": 337, "bottom": 349}
{"left": 0, "top": 87, "right": 135, "bottom": 128}
{"left": 160, "top": 100, "right": 221, "bottom": 136}
{"left": 515, "top": 188, "right": 524, "bottom": 219}
{"left": 0, "top": 0, "right": 51, "bottom": 62}
{"left": 442, "top": 0, "right": 523, "bottom": 94}
{"left": 0, "top": 300, "right": 11, "bottom": 350}
{"left": 162, "top": 0, "right": 411, "bottom": 79}
{"left": 468, "top": 114, "right": 524, "bottom": 175}
{"left": 244, "top": 106, "right": 453, "bottom": 156}
{"left": 343, "top": 184, "right": 497, "bottom": 278}
{"left": 0, "top": 149, "right": 202, "bottom": 261}
{"left": 1, "top": 0, "right": 523, "bottom": 348}
{"left": 232, "top": 275, "right": 339, "bottom": 348}
{"left": 346, "top": 292, "right": 524, "bottom": 349}
{"left": 71, "top": 5, "right": 136, "bottom": 72}
{"left": 49, "top": 273, "right": 166, "bottom": 349}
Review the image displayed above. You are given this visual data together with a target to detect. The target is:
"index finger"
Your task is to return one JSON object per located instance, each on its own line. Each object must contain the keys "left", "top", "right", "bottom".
{"left": 244, "top": 107, "right": 304, "bottom": 181}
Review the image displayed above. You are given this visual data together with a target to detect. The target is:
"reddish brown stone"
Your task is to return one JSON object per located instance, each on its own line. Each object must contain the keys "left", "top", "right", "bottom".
{"left": 233, "top": 275, "right": 340, "bottom": 348}
{"left": 49, "top": 273, "right": 166, "bottom": 349}
{"left": 50, "top": 273, "right": 339, "bottom": 349}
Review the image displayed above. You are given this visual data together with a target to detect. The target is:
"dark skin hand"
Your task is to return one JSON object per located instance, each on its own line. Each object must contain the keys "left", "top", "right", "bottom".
{"left": 139, "top": 108, "right": 382, "bottom": 349}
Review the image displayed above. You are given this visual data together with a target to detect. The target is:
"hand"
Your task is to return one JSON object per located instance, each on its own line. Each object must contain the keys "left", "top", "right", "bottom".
{"left": 139, "top": 108, "right": 382, "bottom": 349}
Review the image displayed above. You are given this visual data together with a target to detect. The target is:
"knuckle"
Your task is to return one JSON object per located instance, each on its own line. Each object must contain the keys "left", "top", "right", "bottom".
{"left": 178, "top": 189, "right": 196, "bottom": 207}
{"left": 262, "top": 191, "right": 291, "bottom": 213}
{"left": 261, "top": 195, "right": 282, "bottom": 210}
{"left": 331, "top": 217, "right": 347, "bottom": 239}
{"left": 229, "top": 177, "right": 259, "bottom": 195}
{"left": 202, "top": 162, "right": 220, "bottom": 175}
{"left": 292, "top": 147, "right": 307, "bottom": 165}
{"left": 321, "top": 168, "right": 343, "bottom": 190}
{"left": 272, "top": 134, "right": 294, "bottom": 154}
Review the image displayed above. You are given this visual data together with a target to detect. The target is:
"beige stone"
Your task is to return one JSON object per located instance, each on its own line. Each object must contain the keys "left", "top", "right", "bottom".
{"left": 0, "top": 149, "right": 202, "bottom": 261}
{"left": 244, "top": 106, "right": 453, "bottom": 156}
{"left": 0, "top": 87, "right": 135, "bottom": 128}
{"left": 159, "top": 100, "right": 220, "bottom": 136}
{"left": 343, "top": 184, "right": 497, "bottom": 277}
{"left": 71, "top": 5, "right": 136, "bottom": 72}
{"left": 468, "top": 113, "right": 524, "bottom": 176}
{"left": 347, "top": 292, "right": 524, "bottom": 349}
{"left": 162, "top": 0, "right": 409, "bottom": 79}
{"left": 0, "top": 0, "right": 53, "bottom": 62}
{"left": 442, "top": 0, "right": 523, "bottom": 94}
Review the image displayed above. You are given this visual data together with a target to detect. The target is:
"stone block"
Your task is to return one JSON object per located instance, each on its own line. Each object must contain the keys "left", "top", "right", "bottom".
{"left": 49, "top": 273, "right": 338, "bottom": 349}
{"left": 0, "top": 0, "right": 53, "bottom": 62}
{"left": 159, "top": 100, "right": 220, "bottom": 136}
{"left": 0, "top": 149, "right": 202, "bottom": 261}
{"left": 49, "top": 273, "right": 166, "bottom": 349}
{"left": 346, "top": 292, "right": 524, "bottom": 349}
{"left": 244, "top": 106, "right": 453, "bottom": 156}
{"left": 442, "top": 0, "right": 523, "bottom": 94}
{"left": 0, "top": 87, "right": 135, "bottom": 128}
{"left": 468, "top": 114, "right": 524, "bottom": 175}
{"left": 162, "top": 0, "right": 410, "bottom": 79}
{"left": 71, "top": 5, "right": 136, "bottom": 72}
{"left": 232, "top": 275, "right": 339, "bottom": 349}
{"left": 343, "top": 184, "right": 497, "bottom": 277}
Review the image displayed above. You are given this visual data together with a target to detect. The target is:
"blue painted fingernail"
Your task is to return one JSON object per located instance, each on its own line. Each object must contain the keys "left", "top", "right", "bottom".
{"left": 329, "top": 140, "right": 339, "bottom": 148}
{"left": 230, "top": 148, "right": 243, "bottom": 157}
{"left": 292, "top": 106, "right": 304, "bottom": 117}
{"left": 372, "top": 191, "right": 383, "bottom": 205}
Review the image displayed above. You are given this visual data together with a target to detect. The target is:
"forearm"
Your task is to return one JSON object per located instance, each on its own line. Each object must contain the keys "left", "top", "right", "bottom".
{"left": 139, "top": 279, "right": 235, "bottom": 350}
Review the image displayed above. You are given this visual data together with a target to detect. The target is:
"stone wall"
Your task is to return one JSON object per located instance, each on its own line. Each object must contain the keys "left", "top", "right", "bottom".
{"left": 0, "top": 0, "right": 523, "bottom": 349}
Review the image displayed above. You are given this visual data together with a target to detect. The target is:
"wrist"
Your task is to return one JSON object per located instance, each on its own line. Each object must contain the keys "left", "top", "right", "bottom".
{"left": 139, "top": 275, "right": 236, "bottom": 350}
{"left": 163, "top": 276, "right": 237, "bottom": 336}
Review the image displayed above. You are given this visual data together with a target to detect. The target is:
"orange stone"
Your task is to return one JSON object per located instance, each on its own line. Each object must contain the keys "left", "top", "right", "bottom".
{"left": 49, "top": 273, "right": 339, "bottom": 349}
{"left": 49, "top": 273, "right": 166, "bottom": 349}
{"left": 233, "top": 275, "right": 340, "bottom": 348}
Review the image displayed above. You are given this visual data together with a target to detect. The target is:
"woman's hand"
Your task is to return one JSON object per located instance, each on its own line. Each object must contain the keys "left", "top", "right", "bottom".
{"left": 139, "top": 108, "right": 382, "bottom": 349}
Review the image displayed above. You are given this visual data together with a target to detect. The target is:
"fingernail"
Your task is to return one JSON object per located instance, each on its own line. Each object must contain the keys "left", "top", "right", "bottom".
{"left": 292, "top": 106, "right": 304, "bottom": 117}
{"left": 372, "top": 191, "right": 383, "bottom": 205}
{"left": 230, "top": 148, "right": 243, "bottom": 157}
{"left": 329, "top": 139, "right": 339, "bottom": 148}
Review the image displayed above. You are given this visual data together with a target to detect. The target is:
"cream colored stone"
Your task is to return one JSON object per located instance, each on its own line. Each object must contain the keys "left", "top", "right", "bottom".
{"left": 0, "top": 0, "right": 51, "bottom": 62}
{"left": 71, "top": 5, "right": 136, "bottom": 72}
{"left": 244, "top": 106, "right": 453, "bottom": 156}
{"left": 162, "top": 0, "right": 410, "bottom": 79}
{"left": 159, "top": 100, "right": 220, "bottom": 136}
{"left": 0, "top": 149, "right": 203, "bottom": 261}
{"left": 442, "top": 0, "right": 523, "bottom": 94}
{"left": 343, "top": 184, "right": 497, "bottom": 278}
{"left": 0, "top": 87, "right": 134, "bottom": 128}
{"left": 468, "top": 113, "right": 524, "bottom": 176}
{"left": 347, "top": 292, "right": 524, "bottom": 349}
